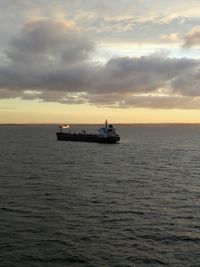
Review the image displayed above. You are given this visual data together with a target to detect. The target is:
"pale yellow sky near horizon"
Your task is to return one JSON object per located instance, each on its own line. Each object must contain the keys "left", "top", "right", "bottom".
{"left": 1, "top": 99, "right": 200, "bottom": 124}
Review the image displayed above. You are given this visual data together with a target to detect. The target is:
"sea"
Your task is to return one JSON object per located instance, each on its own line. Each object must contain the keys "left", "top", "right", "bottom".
{"left": 0, "top": 124, "right": 200, "bottom": 267}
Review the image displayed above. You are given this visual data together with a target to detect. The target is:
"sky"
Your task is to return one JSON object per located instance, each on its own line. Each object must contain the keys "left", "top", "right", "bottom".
{"left": 0, "top": 0, "right": 200, "bottom": 123}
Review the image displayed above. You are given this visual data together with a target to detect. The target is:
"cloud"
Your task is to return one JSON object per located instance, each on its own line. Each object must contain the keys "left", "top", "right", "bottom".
{"left": 0, "top": 19, "right": 200, "bottom": 110}
{"left": 117, "top": 95, "right": 200, "bottom": 109}
{"left": 6, "top": 19, "right": 93, "bottom": 66}
{"left": 0, "top": 19, "right": 95, "bottom": 92}
{"left": 183, "top": 26, "right": 200, "bottom": 47}
{"left": 171, "top": 70, "right": 200, "bottom": 96}
{"left": 90, "top": 56, "right": 198, "bottom": 96}
{"left": 160, "top": 33, "right": 180, "bottom": 43}
{"left": 0, "top": 1, "right": 199, "bottom": 47}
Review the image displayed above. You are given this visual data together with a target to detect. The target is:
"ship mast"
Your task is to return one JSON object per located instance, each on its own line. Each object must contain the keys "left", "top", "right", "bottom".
{"left": 105, "top": 120, "right": 108, "bottom": 128}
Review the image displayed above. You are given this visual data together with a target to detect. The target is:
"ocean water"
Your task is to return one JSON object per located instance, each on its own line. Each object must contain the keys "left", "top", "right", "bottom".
{"left": 1, "top": 125, "right": 200, "bottom": 267}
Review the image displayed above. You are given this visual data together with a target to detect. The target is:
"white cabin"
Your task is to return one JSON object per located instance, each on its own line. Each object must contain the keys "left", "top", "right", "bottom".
{"left": 97, "top": 122, "right": 117, "bottom": 138}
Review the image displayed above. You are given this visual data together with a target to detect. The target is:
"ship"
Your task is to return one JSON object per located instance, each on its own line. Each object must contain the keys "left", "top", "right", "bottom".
{"left": 56, "top": 121, "right": 120, "bottom": 144}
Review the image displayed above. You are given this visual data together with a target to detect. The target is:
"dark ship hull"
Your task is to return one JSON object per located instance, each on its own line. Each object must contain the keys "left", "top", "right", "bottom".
{"left": 56, "top": 132, "right": 120, "bottom": 144}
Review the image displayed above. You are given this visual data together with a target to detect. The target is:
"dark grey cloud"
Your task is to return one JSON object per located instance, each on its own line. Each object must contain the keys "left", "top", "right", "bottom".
{"left": 94, "top": 56, "right": 198, "bottom": 94}
{"left": 6, "top": 19, "right": 94, "bottom": 66}
{"left": 0, "top": 19, "right": 200, "bottom": 109}
{"left": 0, "top": 19, "right": 95, "bottom": 92}
{"left": 171, "top": 70, "right": 200, "bottom": 96}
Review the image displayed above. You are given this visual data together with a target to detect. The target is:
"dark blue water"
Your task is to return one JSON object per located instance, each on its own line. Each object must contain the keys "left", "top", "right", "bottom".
{"left": 1, "top": 125, "right": 200, "bottom": 267}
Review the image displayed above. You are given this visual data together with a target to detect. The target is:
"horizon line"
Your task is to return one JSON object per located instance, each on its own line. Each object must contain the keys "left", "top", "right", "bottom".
{"left": 1, "top": 122, "right": 200, "bottom": 126}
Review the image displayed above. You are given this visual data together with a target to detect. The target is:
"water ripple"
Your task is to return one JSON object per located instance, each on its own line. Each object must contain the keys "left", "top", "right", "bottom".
{"left": 1, "top": 125, "right": 200, "bottom": 266}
